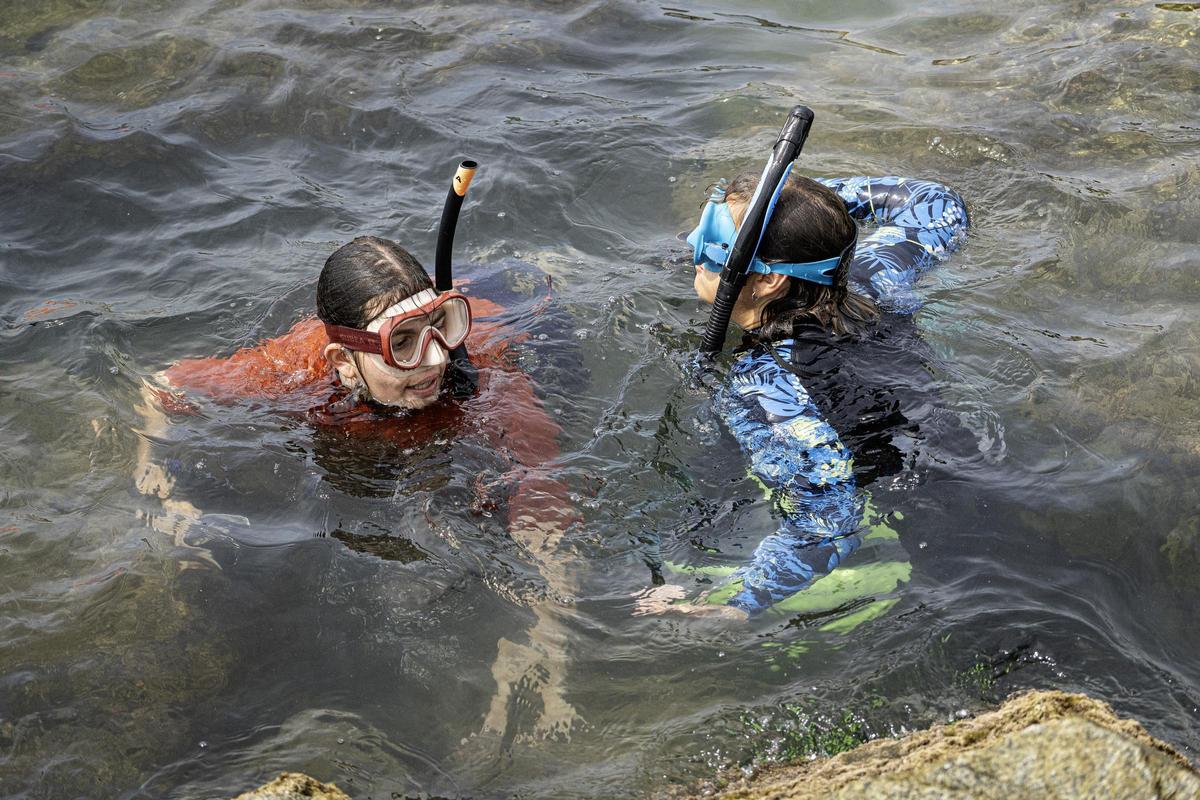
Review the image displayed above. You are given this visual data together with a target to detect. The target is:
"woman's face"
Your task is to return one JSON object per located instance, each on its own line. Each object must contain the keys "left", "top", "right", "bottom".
{"left": 690, "top": 197, "right": 788, "bottom": 329}
{"left": 693, "top": 262, "right": 720, "bottom": 304}
{"left": 325, "top": 290, "right": 453, "bottom": 410}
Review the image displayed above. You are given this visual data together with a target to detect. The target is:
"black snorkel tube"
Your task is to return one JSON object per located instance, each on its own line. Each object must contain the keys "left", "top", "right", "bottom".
{"left": 435, "top": 160, "right": 478, "bottom": 292}
{"left": 698, "top": 105, "right": 815, "bottom": 354}
{"left": 434, "top": 160, "right": 479, "bottom": 397}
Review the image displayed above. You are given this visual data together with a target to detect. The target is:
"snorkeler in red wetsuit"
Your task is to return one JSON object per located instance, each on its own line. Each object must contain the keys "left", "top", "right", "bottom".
{"left": 135, "top": 234, "right": 582, "bottom": 739}
{"left": 143, "top": 236, "right": 572, "bottom": 546}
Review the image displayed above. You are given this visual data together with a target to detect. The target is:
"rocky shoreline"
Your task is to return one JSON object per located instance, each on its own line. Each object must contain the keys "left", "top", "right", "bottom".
{"left": 230, "top": 690, "right": 1200, "bottom": 800}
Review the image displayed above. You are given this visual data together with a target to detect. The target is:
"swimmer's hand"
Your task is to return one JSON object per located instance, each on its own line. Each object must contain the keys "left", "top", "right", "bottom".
{"left": 681, "top": 352, "right": 724, "bottom": 395}
{"left": 631, "top": 584, "right": 748, "bottom": 621}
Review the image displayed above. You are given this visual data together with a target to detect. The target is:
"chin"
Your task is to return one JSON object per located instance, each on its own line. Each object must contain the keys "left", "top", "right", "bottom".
{"left": 404, "top": 392, "right": 440, "bottom": 410}
{"left": 365, "top": 364, "right": 444, "bottom": 408}
{"left": 401, "top": 373, "right": 446, "bottom": 409}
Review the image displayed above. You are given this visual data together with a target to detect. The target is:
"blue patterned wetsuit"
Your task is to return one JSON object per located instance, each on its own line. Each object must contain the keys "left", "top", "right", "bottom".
{"left": 716, "top": 177, "right": 969, "bottom": 615}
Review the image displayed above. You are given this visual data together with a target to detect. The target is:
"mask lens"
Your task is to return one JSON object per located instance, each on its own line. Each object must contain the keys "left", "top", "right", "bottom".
{"left": 432, "top": 296, "right": 470, "bottom": 347}
{"left": 388, "top": 316, "right": 428, "bottom": 365}
{"left": 384, "top": 295, "right": 471, "bottom": 367}
{"left": 687, "top": 200, "right": 738, "bottom": 272}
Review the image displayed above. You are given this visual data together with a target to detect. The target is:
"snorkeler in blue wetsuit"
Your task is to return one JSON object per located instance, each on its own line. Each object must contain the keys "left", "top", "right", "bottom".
{"left": 636, "top": 128, "right": 968, "bottom": 618}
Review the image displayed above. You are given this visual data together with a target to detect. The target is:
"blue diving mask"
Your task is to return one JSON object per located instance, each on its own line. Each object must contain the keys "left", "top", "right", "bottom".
{"left": 685, "top": 181, "right": 842, "bottom": 286}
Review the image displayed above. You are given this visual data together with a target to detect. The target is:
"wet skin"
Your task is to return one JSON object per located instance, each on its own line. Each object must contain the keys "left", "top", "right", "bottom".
{"left": 353, "top": 342, "right": 449, "bottom": 410}
{"left": 324, "top": 300, "right": 455, "bottom": 410}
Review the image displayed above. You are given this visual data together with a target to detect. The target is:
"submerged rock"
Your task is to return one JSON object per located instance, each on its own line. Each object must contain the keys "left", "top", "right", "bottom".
{"left": 232, "top": 772, "right": 350, "bottom": 800}
{"left": 53, "top": 34, "right": 214, "bottom": 108}
{"left": 682, "top": 690, "right": 1200, "bottom": 800}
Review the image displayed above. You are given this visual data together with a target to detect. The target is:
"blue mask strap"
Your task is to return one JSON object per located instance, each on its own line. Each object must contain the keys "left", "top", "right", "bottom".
{"left": 688, "top": 168, "right": 837, "bottom": 282}
{"left": 747, "top": 254, "right": 841, "bottom": 285}
{"left": 682, "top": 164, "right": 798, "bottom": 277}
{"left": 744, "top": 161, "right": 843, "bottom": 285}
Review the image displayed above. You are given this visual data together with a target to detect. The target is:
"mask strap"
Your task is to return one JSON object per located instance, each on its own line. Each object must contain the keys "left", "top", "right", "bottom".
{"left": 366, "top": 288, "right": 440, "bottom": 333}
{"left": 752, "top": 238, "right": 855, "bottom": 285}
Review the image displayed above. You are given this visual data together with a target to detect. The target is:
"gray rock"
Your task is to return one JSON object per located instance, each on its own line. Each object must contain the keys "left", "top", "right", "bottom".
{"left": 232, "top": 772, "right": 350, "bottom": 800}
{"left": 831, "top": 718, "right": 1199, "bottom": 800}
{"left": 685, "top": 690, "right": 1200, "bottom": 800}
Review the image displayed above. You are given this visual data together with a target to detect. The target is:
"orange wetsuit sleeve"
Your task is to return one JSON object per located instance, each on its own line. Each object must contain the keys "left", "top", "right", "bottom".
{"left": 471, "top": 355, "right": 577, "bottom": 541}
{"left": 161, "top": 318, "right": 331, "bottom": 405}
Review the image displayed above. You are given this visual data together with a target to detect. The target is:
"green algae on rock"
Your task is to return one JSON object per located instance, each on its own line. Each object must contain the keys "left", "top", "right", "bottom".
{"left": 0, "top": 565, "right": 235, "bottom": 798}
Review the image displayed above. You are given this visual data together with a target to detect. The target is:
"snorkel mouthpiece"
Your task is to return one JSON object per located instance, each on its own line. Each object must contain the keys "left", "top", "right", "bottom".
{"left": 698, "top": 105, "right": 815, "bottom": 355}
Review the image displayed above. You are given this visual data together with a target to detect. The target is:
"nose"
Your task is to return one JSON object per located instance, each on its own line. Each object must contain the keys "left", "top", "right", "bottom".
{"left": 420, "top": 337, "right": 449, "bottom": 368}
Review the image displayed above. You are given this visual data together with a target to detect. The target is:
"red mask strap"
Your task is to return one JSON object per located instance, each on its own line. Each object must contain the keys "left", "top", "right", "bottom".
{"left": 323, "top": 323, "right": 385, "bottom": 355}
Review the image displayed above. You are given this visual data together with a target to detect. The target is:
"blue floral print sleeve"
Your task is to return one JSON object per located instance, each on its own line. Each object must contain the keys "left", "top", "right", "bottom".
{"left": 817, "top": 176, "right": 969, "bottom": 314}
{"left": 715, "top": 342, "right": 865, "bottom": 615}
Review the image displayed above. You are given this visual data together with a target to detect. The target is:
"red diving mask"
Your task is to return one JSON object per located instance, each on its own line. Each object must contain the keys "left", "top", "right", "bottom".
{"left": 323, "top": 288, "right": 473, "bottom": 369}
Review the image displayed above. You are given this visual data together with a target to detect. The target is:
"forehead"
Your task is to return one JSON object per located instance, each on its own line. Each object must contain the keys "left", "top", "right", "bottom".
{"left": 726, "top": 198, "right": 748, "bottom": 227}
{"left": 362, "top": 282, "right": 436, "bottom": 319}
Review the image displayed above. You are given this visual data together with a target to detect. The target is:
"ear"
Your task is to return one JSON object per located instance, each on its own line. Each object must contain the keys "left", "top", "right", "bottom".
{"left": 750, "top": 271, "right": 790, "bottom": 301}
{"left": 323, "top": 343, "right": 361, "bottom": 387}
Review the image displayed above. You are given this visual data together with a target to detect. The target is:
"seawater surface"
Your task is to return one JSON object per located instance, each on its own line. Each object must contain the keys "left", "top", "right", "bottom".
{"left": 2, "top": 1, "right": 1199, "bottom": 798}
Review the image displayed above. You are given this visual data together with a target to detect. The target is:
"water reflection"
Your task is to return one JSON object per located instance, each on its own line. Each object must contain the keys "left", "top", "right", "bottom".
{"left": 1, "top": 0, "right": 1199, "bottom": 797}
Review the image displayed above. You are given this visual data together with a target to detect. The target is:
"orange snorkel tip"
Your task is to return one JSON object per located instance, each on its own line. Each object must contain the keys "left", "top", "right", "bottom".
{"left": 452, "top": 160, "right": 478, "bottom": 198}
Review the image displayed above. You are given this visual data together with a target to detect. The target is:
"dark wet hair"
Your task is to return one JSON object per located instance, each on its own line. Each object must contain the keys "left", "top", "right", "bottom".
{"left": 316, "top": 236, "right": 433, "bottom": 328}
{"left": 726, "top": 173, "right": 879, "bottom": 338}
